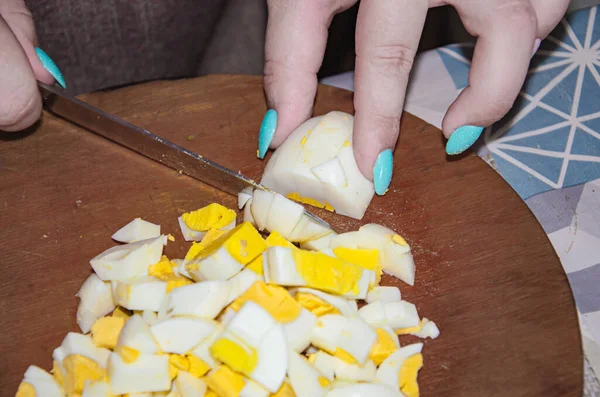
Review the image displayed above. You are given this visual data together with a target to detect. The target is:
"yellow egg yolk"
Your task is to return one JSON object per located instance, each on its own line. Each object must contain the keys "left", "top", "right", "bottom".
{"left": 229, "top": 281, "right": 302, "bottom": 323}
{"left": 112, "top": 306, "right": 132, "bottom": 319}
{"left": 293, "top": 249, "right": 363, "bottom": 295}
{"left": 399, "top": 354, "right": 423, "bottom": 397}
{"left": 318, "top": 376, "right": 331, "bottom": 387}
{"left": 181, "top": 203, "right": 236, "bottom": 231}
{"left": 148, "top": 255, "right": 177, "bottom": 280}
{"left": 272, "top": 382, "right": 296, "bottom": 397}
{"left": 205, "top": 390, "right": 219, "bottom": 397}
{"left": 62, "top": 354, "right": 105, "bottom": 395}
{"left": 286, "top": 192, "right": 334, "bottom": 212}
{"left": 295, "top": 292, "right": 341, "bottom": 316}
{"left": 166, "top": 276, "right": 194, "bottom": 292}
{"left": 91, "top": 316, "right": 125, "bottom": 349}
{"left": 333, "top": 348, "right": 358, "bottom": 365}
{"left": 16, "top": 382, "right": 35, "bottom": 397}
{"left": 115, "top": 346, "right": 140, "bottom": 364}
{"left": 392, "top": 234, "right": 408, "bottom": 246}
{"left": 167, "top": 234, "right": 175, "bottom": 242}
{"left": 184, "top": 229, "right": 227, "bottom": 261}
{"left": 266, "top": 231, "right": 296, "bottom": 249}
{"left": 51, "top": 360, "right": 64, "bottom": 386}
{"left": 168, "top": 354, "right": 190, "bottom": 380}
{"left": 192, "top": 222, "right": 267, "bottom": 267}
{"left": 205, "top": 365, "right": 246, "bottom": 397}
{"left": 210, "top": 337, "right": 258, "bottom": 376}
{"left": 369, "top": 328, "right": 399, "bottom": 365}
{"left": 332, "top": 247, "right": 382, "bottom": 284}
{"left": 246, "top": 254, "right": 263, "bottom": 275}
{"left": 187, "top": 354, "right": 211, "bottom": 378}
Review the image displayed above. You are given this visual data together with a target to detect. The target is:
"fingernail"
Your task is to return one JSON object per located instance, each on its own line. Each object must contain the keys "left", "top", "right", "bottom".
{"left": 35, "top": 47, "right": 66, "bottom": 88}
{"left": 446, "top": 125, "right": 484, "bottom": 155}
{"left": 532, "top": 38, "right": 541, "bottom": 58}
{"left": 373, "top": 149, "right": 393, "bottom": 196}
{"left": 258, "top": 109, "right": 277, "bottom": 159}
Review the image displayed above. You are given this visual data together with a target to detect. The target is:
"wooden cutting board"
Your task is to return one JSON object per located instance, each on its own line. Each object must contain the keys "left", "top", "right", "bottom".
{"left": 0, "top": 75, "right": 582, "bottom": 397}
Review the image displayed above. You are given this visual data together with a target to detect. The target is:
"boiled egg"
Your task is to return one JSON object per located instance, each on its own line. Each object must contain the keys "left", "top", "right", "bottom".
{"left": 299, "top": 232, "right": 337, "bottom": 252}
{"left": 90, "top": 235, "right": 167, "bottom": 281}
{"left": 150, "top": 317, "right": 217, "bottom": 354}
{"left": 161, "top": 280, "right": 231, "bottom": 319}
{"left": 76, "top": 273, "right": 116, "bottom": 333}
{"left": 178, "top": 203, "right": 236, "bottom": 242}
{"left": 375, "top": 343, "right": 424, "bottom": 397}
{"left": 326, "top": 383, "right": 403, "bottom": 397}
{"left": 81, "top": 379, "right": 112, "bottom": 397}
{"left": 292, "top": 287, "right": 357, "bottom": 318}
{"left": 395, "top": 318, "right": 440, "bottom": 339}
{"left": 116, "top": 314, "right": 159, "bottom": 354}
{"left": 366, "top": 286, "right": 401, "bottom": 304}
{"left": 173, "top": 370, "right": 208, "bottom": 397}
{"left": 260, "top": 111, "right": 374, "bottom": 220}
{"left": 209, "top": 301, "right": 287, "bottom": 392}
{"left": 108, "top": 352, "right": 170, "bottom": 394}
{"left": 185, "top": 222, "right": 266, "bottom": 281}
{"left": 288, "top": 351, "right": 330, "bottom": 397}
{"left": 188, "top": 324, "right": 224, "bottom": 369}
{"left": 205, "top": 365, "right": 269, "bottom": 397}
{"left": 111, "top": 277, "right": 167, "bottom": 311}
{"left": 16, "top": 366, "right": 63, "bottom": 397}
{"left": 111, "top": 218, "right": 160, "bottom": 243}
{"left": 358, "top": 300, "right": 420, "bottom": 329}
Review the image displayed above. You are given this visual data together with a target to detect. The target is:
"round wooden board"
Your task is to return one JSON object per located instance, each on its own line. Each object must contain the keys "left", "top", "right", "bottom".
{"left": 0, "top": 75, "right": 583, "bottom": 396}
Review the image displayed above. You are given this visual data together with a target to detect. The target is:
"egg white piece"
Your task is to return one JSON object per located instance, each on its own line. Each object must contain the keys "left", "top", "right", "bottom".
{"left": 60, "top": 332, "right": 110, "bottom": 367}
{"left": 365, "top": 286, "right": 401, "bottom": 304}
{"left": 240, "top": 379, "right": 270, "bottom": 397}
{"left": 326, "top": 383, "right": 404, "bottom": 397}
{"left": 111, "top": 218, "right": 161, "bottom": 243}
{"left": 300, "top": 232, "right": 337, "bottom": 251}
{"left": 283, "top": 308, "right": 318, "bottom": 352}
{"left": 174, "top": 371, "right": 208, "bottom": 397}
{"left": 265, "top": 193, "right": 305, "bottom": 240}
{"left": 375, "top": 343, "right": 423, "bottom": 390}
{"left": 293, "top": 288, "right": 358, "bottom": 318}
{"left": 227, "top": 268, "right": 262, "bottom": 305}
{"left": 310, "top": 351, "right": 336, "bottom": 381}
{"left": 238, "top": 186, "right": 254, "bottom": 209}
{"left": 186, "top": 246, "right": 244, "bottom": 281}
{"left": 418, "top": 319, "right": 440, "bottom": 339}
{"left": 178, "top": 216, "right": 207, "bottom": 242}
{"left": 111, "top": 277, "right": 167, "bottom": 311}
{"left": 189, "top": 324, "right": 224, "bottom": 369}
{"left": 243, "top": 197, "right": 256, "bottom": 226}
{"left": 18, "top": 365, "right": 63, "bottom": 397}
{"left": 250, "top": 189, "right": 275, "bottom": 231}
{"left": 82, "top": 379, "right": 112, "bottom": 397}
{"left": 117, "top": 314, "right": 159, "bottom": 354}
{"left": 288, "top": 351, "right": 329, "bottom": 397}
{"left": 358, "top": 300, "right": 420, "bottom": 329}
{"left": 162, "top": 281, "right": 231, "bottom": 319}
{"left": 150, "top": 317, "right": 217, "bottom": 354}
{"left": 288, "top": 214, "right": 334, "bottom": 243}
{"left": 76, "top": 274, "right": 115, "bottom": 333}
{"left": 108, "top": 352, "right": 170, "bottom": 394}
{"left": 332, "top": 357, "right": 376, "bottom": 382}
{"left": 90, "top": 235, "right": 167, "bottom": 281}
{"left": 260, "top": 111, "right": 374, "bottom": 220}
{"left": 141, "top": 310, "right": 159, "bottom": 325}
{"left": 310, "top": 314, "right": 377, "bottom": 366}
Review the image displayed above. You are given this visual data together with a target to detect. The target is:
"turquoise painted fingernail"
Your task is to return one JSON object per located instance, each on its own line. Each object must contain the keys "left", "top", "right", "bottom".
{"left": 258, "top": 109, "right": 277, "bottom": 159}
{"left": 35, "top": 47, "right": 66, "bottom": 88}
{"left": 373, "top": 149, "right": 393, "bottom": 196}
{"left": 446, "top": 125, "right": 484, "bottom": 155}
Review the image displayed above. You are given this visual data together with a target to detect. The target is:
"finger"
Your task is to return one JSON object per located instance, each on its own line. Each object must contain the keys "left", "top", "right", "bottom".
{"left": 353, "top": 0, "right": 428, "bottom": 194}
{"left": 442, "top": 0, "right": 537, "bottom": 155}
{"left": 0, "top": 15, "right": 41, "bottom": 132}
{"left": 260, "top": 0, "right": 356, "bottom": 158}
{"left": 530, "top": 0, "right": 570, "bottom": 38}
{"left": 0, "top": 0, "right": 53, "bottom": 84}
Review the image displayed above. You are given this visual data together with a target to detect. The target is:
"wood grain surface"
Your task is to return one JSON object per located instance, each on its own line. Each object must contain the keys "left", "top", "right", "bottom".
{"left": 0, "top": 75, "right": 583, "bottom": 396}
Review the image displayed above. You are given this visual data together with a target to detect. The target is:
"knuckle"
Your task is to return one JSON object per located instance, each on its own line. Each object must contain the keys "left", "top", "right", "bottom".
{"left": 363, "top": 44, "right": 416, "bottom": 77}
{"left": 496, "top": 1, "right": 537, "bottom": 26}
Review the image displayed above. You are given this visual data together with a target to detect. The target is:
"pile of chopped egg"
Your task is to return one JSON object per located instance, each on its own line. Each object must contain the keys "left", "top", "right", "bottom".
{"left": 16, "top": 189, "right": 439, "bottom": 397}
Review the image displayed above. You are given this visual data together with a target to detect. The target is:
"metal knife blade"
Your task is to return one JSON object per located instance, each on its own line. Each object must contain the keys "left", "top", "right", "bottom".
{"left": 37, "top": 82, "right": 332, "bottom": 230}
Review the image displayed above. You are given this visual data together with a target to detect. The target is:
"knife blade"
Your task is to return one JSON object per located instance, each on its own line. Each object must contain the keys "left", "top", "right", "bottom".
{"left": 37, "top": 82, "right": 332, "bottom": 230}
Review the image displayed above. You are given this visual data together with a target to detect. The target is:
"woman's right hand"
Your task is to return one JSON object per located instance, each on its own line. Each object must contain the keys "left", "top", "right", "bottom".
{"left": 0, "top": 0, "right": 61, "bottom": 132}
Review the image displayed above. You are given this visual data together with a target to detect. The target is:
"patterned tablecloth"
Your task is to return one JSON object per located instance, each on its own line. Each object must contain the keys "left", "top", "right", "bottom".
{"left": 322, "top": 5, "right": 600, "bottom": 395}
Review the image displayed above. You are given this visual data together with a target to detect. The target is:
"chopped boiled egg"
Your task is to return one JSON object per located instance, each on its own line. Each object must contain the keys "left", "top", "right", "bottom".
{"left": 150, "top": 317, "right": 217, "bottom": 354}
{"left": 76, "top": 273, "right": 116, "bottom": 333}
{"left": 91, "top": 316, "right": 125, "bottom": 349}
{"left": 111, "top": 218, "right": 160, "bottom": 243}
{"left": 111, "top": 277, "right": 167, "bottom": 311}
{"left": 161, "top": 280, "right": 231, "bottom": 319}
{"left": 326, "top": 382, "right": 404, "bottom": 397}
{"left": 288, "top": 350, "right": 331, "bottom": 397}
{"left": 16, "top": 366, "right": 63, "bottom": 397}
{"left": 293, "top": 287, "right": 357, "bottom": 318}
{"left": 358, "top": 300, "right": 420, "bottom": 329}
{"left": 396, "top": 318, "right": 440, "bottom": 339}
{"left": 185, "top": 222, "right": 266, "bottom": 281}
{"left": 108, "top": 352, "right": 171, "bottom": 394}
{"left": 375, "top": 343, "right": 424, "bottom": 397}
{"left": 173, "top": 370, "right": 208, "bottom": 396}
{"left": 179, "top": 203, "right": 236, "bottom": 241}
{"left": 116, "top": 314, "right": 159, "bottom": 354}
{"left": 90, "top": 235, "right": 167, "bottom": 281}
{"left": 260, "top": 111, "right": 374, "bottom": 220}
{"left": 81, "top": 379, "right": 112, "bottom": 397}
{"left": 366, "top": 286, "right": 401, "bottom": 304}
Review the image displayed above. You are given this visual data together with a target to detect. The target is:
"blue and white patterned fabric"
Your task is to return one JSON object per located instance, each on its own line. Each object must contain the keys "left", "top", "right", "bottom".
{"left": 321, "top": 6, "right": 600, "bottom": 395}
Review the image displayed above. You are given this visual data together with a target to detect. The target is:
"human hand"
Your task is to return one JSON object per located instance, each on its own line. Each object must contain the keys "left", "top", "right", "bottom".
{"left": 258, "top": 0, "right": 569, "bottom": 195}
{"left": 0, "top": 0, "right": 65, "bottom": 132}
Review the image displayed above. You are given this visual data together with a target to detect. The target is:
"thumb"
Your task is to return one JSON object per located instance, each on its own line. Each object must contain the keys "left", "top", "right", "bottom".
{"left": 0, "top": 0, "right": 54, "bottom": 84}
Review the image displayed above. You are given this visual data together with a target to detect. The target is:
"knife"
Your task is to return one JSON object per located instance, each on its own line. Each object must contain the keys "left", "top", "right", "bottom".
{"left": 37, "top": 82, "right": 332, "bottom": 230}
